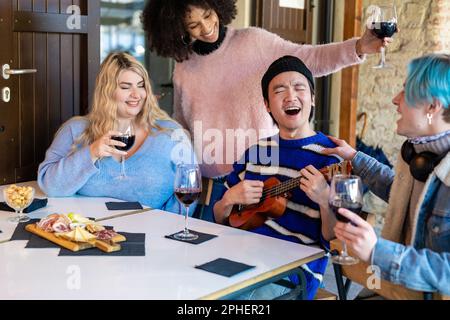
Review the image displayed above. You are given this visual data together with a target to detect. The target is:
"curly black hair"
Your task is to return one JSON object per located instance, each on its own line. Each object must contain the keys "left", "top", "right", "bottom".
{"left": 142, "top": 0, "right": 237, "bottom": 62}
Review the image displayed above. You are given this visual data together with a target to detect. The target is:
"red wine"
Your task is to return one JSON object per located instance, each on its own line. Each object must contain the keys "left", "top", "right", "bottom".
{"left": 372, "top": 22, "right": 397, "bottom": 39}
{"left": 112, "top": 135, "right": 135, "bottom": 151}
{"left": 175, "top": 188, "right": 201, "bottom": 206}
{"left": 329, "top": 200, "right": 363, "bottom": 223}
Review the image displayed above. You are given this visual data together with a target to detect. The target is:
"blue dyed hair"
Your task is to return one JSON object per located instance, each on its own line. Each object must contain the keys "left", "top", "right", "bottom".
{"left": 405, "top": 54, "right": 450, "bottom": 122}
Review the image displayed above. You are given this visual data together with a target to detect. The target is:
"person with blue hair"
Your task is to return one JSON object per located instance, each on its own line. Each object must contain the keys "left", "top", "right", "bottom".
{"left": 322, "top": 53, "right": 450, "bottom": 295}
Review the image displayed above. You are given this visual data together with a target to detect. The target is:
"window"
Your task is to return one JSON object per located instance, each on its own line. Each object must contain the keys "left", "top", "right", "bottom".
{"left": 100, "top": 0, "right": 146, "bottom": 65}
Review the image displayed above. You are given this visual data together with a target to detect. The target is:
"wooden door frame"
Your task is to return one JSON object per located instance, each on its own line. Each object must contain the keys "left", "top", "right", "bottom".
{"left": 254, "top": 0, "right": 313, "bottom": 44}
{"left": 339, "top": 0, "right": 362, "bottom": 147}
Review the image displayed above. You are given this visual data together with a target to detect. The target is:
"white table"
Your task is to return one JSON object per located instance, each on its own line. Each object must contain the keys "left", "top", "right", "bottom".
{"left": 0, "top": 182, "right": 324, "bottom": 300}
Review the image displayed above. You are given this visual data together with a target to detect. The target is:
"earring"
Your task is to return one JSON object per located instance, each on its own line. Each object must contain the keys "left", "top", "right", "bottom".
{"left": 427, "top": 113, "right": 433, "bottom": 125}
{"left": 181, "top": 34, "right": 191, "bottom": 46}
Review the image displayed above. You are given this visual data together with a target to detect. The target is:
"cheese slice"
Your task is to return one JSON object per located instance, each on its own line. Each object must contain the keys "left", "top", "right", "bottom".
{"left": 56, "top": 227, "right": 95, "bottom": 243}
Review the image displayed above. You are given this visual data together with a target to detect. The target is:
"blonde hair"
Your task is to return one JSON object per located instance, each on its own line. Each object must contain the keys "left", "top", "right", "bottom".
{"left": 73, "top": 52, "right": 174, "bottom": 148}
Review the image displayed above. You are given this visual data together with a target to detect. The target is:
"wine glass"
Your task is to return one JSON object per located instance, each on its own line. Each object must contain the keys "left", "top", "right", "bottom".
{"left": 367, "top": 4, "right": 398, "bottom": 69}
{"left": 173, "top": 163, "right": 202, "bottom": 241}
{"left": 3, "top": 185, "right": 35, "bottom": 223}
{"left": 329, "top": 175, "right": 364, "bottom": 265}
{"left": 112, "top": 121, "right": 135, "bottom": 179}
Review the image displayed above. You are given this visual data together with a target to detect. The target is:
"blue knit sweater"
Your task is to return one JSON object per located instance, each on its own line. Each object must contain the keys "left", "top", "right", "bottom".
{"left": 38, "top": 117, "right": 197, "bottom": 215}
{"left": 225, "top": 132, "right": 341, "bottom": 299}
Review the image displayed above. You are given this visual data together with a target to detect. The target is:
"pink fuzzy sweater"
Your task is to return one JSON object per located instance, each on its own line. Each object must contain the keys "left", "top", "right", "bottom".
{"left": 173, "top": 26, "right": 363, "bottom": 178}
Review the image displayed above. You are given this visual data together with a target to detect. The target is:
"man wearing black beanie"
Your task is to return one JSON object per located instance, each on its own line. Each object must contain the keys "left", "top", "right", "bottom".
{"left": 214, "top": 55, "right": 342, "bottom": 300}
{"left": 262, "top": 55, "right": 316, "bottom": 124}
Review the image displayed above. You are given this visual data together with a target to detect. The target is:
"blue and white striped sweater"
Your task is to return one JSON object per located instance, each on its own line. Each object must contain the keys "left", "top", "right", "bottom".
{"left": 225, "top": 132, "right": 340, "bottom": 298}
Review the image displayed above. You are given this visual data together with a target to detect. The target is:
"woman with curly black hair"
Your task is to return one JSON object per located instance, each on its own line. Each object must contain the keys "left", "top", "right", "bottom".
{"left": 142, "top": 0, "right": 390, "bottom": 222}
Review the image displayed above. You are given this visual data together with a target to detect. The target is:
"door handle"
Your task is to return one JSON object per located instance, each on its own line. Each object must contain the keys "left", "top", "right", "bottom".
{"left": 2, "top": 64, "right": 37, "bottom": 79}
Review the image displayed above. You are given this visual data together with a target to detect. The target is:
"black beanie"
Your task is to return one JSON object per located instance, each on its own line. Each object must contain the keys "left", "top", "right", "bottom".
{"left": 261, "top": 56, "right": 314, "bottom": 101}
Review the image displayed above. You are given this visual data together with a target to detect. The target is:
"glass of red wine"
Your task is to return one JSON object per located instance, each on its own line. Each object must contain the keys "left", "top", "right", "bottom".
{"left": 112, "top": 121, "right": 135, "bottom": 179}
{"left": 173, "top": 163, "right": 202, "bottom": 241}
{"left": 329, "top": 174, "right": 364, "bottom": 265}
{"left": 367, "top": 4, "right": 398, "bottom": 69}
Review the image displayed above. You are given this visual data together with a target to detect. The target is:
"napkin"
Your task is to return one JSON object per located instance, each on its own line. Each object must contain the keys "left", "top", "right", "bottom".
{"left": 195, "top": 258, "right": 255, "bottom": 277}
{"left": 0, "top": 198, "right": 48, "bottom": 213}
{"left": 165, "top": 230, "right": 217, "bottom": 245}
{"left": 105, "top": 201, "right": 143, "bottom": 210}
{"left": 10, "top": 219, "right": 40, "bottom": 241}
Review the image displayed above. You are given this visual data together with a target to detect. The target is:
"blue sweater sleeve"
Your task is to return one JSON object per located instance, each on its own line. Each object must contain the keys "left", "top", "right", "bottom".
{"left": 225, "top": 152, "right": 248, "bottom": 189}
{"left": 373, "top": 238, "right": 450, "bottom": 295}
{"left": 352, "top": 151, "right": 395, "bottom": 202}
{"left": 37, "top": 119, "right": 100, "bottom": 197}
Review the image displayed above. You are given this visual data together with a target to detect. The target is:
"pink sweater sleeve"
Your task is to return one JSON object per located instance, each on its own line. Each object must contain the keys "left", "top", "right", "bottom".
{"left": 253, "top": 27, "right": 364, "bottom": 78}
{"left": 172, "top": 70, "right": 189, "bottom": 129}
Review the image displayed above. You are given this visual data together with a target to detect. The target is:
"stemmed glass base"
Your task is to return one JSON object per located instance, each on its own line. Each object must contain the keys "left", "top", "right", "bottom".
{"left": 373, "top": 47, "right": 391, "bottom": 69}
{"left": 331, "top": 241, "right": 359, "bottom": 265}
{"left": 331, "top": 254, "right": 359, "bottom": 266}
{"left": 8, "top": 211, "right": 30, "bottom": 223}
{"left": 174, "top": 205, "right": 198, "bottom": 241}
{"left": 114, "top": 156, "right": 128, "bottom": 180}
{"left": 173, "top": 229, "right": 198, "bottom": 241}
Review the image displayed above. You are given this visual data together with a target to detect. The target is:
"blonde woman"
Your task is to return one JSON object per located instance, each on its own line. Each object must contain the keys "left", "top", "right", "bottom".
{"left": 38, "top": 52, "right": 196, "bottom": 214}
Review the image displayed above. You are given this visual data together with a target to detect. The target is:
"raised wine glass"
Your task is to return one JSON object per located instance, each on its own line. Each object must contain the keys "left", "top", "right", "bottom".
{"left": 173, "top": 163, "right": 202, "bottom": 241}
{"left": 3, "top": 185, "right": 35, "bottom": 223}
{"left": 329, "top": 174, "right": 364, "bottom": 265}
{"left": 112, "top": 120, "right": 135, "bottom": 179}
{"left": 367, "top": 4, "right": 398, "bottom": 69}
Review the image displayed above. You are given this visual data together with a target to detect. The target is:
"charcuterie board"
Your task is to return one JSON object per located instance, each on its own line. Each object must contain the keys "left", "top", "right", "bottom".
{"left": 25, "top": 224, "right": 126, "bottom": 252}
{"left": 25, "top": 213, "right": 126, "bottom": 253}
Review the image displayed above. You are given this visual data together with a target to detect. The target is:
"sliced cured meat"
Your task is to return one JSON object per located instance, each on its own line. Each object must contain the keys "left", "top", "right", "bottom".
{"left": 95, "top": 229, "right": 118, "bottom": 241}
{"left": 52, "top": 221, "right": 71, "bottom": 233}
{"left": 51, "top": 215, "right": 71, "bottom": 232}
{"left": 36, "top": 214, "right": 60, "bottom": 232}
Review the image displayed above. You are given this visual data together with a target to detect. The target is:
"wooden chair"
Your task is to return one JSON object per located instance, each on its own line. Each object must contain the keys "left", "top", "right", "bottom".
{"left": 330, "top": 239, "right": 450, "bottom": 300}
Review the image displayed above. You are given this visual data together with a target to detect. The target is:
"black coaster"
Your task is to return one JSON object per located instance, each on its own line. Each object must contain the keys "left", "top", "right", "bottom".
{"left": 105, "top": 202, "right": 143, "bottom": 210}
{"left": 195, "top": 258, "right": 255, "bottom": 277}
{"left": 25, "top": 234, "right": 60, "bottom": 249}
{"left": 0, "top": 198, "right": 48, "bottom": 213}
{"left": 165, "top": 230, "right": 217, "bottom": 245}
{"left": 10, "top": 219, "right": 40, "bottom": 241}
{"left": 58, "top": 232, "right": 146, "bottom": 256}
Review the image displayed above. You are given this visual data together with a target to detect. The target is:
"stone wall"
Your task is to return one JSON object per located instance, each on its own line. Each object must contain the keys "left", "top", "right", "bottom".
{"left": 357, "top": 0, "right": 450, "bottom": 165}
{"left": 356, "top": 0, "right": 449, "bottom": 218}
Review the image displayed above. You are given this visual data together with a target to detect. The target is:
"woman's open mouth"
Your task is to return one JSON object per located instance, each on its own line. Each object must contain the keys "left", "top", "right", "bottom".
{"left": 203, "top": 24, "right": 217, "bottom": 41}
{"left": 126, "top": 101, "right": 140, "bottom": 107}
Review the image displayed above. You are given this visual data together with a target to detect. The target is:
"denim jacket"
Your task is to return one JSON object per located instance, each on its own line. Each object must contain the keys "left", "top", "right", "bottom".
{"left": 352, "top": 151, "right": 450, "bottom": 295}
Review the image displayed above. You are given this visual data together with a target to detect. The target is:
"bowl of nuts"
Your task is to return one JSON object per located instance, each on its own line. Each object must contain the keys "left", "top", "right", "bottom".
{"left": 3, "top": 185, "right": 35, "bottom": 223}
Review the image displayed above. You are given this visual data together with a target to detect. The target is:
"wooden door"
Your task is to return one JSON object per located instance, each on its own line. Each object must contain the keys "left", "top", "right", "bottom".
{"left": 255, "top": 0, "right": 313, "bottom": 44}
{"left": 0, "top": 0, "right": 100, "bottom": 185}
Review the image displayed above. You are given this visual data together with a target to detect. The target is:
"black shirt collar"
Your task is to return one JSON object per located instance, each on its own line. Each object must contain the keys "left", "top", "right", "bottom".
{"left": 192, "top": 24, "right": 227, "bottom": 56}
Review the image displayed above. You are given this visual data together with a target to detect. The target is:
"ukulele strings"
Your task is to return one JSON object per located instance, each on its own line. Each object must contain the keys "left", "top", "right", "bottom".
{"left": 237, "top": 162, "right": 346, "bottom": 211}
{"left": 260, "top": 162, "right": 341, "bottom": 199}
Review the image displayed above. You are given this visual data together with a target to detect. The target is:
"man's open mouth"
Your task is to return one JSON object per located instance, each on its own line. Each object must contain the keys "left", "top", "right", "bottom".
{"left": 284, "top": 106, "right": 301, "bottom": 116}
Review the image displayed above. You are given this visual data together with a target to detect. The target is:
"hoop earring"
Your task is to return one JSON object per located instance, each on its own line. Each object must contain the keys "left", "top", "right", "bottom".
{"left": 427, "top": 113, "right": 433, "bottom": 125}
{"left": 181, "top": 34, "right": 191, "bottom": 46}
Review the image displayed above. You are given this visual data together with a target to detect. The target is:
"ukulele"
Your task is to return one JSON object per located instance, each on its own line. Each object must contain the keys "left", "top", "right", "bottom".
{"left": 228, "top": 161, "right": 353, "bottom": 230}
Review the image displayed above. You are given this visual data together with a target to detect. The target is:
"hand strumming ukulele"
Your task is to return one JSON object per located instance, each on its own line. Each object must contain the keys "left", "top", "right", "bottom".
{"left": 228, "top": 161, "right": 353, "bottom": 230}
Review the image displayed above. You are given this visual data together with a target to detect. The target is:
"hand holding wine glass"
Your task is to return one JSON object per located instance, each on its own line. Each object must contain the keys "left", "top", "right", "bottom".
{"left": 367, "top": 3, "right": 398, "bottom": 69}
{"left": 329, "top": 174, "right": 364, "bottom": 265}
{"left": 112, "top": 120, "right": 135, "bottom": 179}
{"left": 173, "top": 163, "right": 202, "bottom": 241}
{"left": 3, "top": 185, "right": 35, "bottom": 223}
